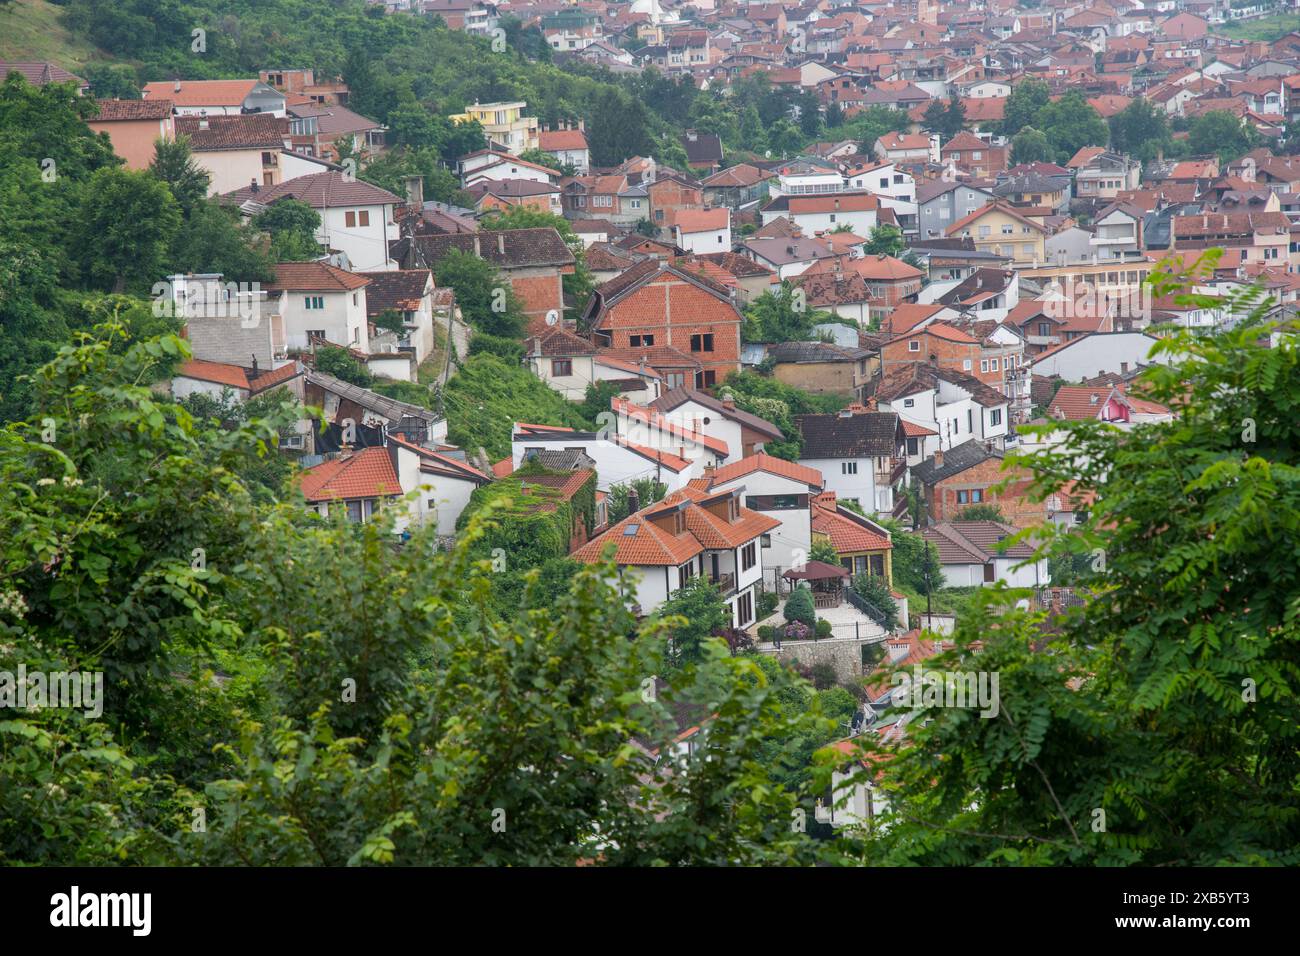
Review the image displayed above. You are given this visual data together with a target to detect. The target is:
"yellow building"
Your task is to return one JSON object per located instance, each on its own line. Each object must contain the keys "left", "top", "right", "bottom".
{"left": 946, "top": 201, "right": 1048, "bottom": 265}
{"left": 450, "top": 101, "right": 539, "bottom": 154}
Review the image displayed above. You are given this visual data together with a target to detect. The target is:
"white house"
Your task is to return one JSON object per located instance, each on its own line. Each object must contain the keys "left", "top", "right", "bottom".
{"left": 511, "top": 422, "right": 703, "bottom": 492}
{"left": 141, "top": 78, "right": 287, "bottom": 117}
{"left": 299, "top": 433, "right": 489, "bottom": 536}
{"left": 358, "top": 269, "right": 440, "bottom": 365}
{"left": 175, "top": 114, "right": 289, "bottom": 195}
{"left": 1029, "top": 331, "right": 1166, "bottom": 381}
{"left": 672, "top": 208, "right": 731, "bottom": 254}
{"left": 646, "top": 387, "right": 785, "bottom": 461}
{"left": 228, "top": 171, "right": 402, "bottom": 271}
{"left": 571, "top": 485, "right": 778, "bottom": 629}
{"left": 795, "top": 409, "right": 908, "bottom": 516}
{"left": 265, "top": 261, "right": 371, "bottom": 352}
{"left": 921, "top": 521, "right": 1050, "bottom": 588}
{"left": 687, "top": 453, "right": 824, "bottom": 591}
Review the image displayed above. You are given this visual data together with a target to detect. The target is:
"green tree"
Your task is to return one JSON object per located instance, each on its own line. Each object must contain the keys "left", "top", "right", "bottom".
{"left": 858, "top": 275, "right": 1300, "bottom": 865}
{"left": 433, "top": 248, "right": 527, "bottom": 338}
{"left": 958, "top": 503, "right": 1007, "bottom": 521}
{"left": 851, "top": 573, "right": 899, "bottom": 631}
{"left": 1035, "top": 92, "right": 1108, "bottom": 165}
{"left": 1010, "top": 127, "right": 1053, "bottom": 166}
{"left": 587, "top": 89, "right": 654, "bottom": 166}
{"left": 149, "top": 136, "right": 211, "bottom": 217}
{"left": 251, "top": 198, "right": 324, "bottom": 262}
{"left": 606, "top": 477, "right": 667, "bottom": 523}
{"left": 809, "top": 537, "right": 840, "bottom": 565}
{"left": 1188, "top": 110, "right": 1257, "bottom": 162}
{"left": 743, "top": 284, "right": 822, "bottom": 343}
{"left": 863, "top": 224, "right": 906, "bottom": 258}
{"left": 73, "top": 167, "right": 181, "bottom": 292}
{"left": 478, "top": 207, "right": 594, "bottom": 318}
{"left": 1002, "top": 78, "right": 1051, "bottom": 138}
{"left": 314, "top": 345, "right": 373, "bottom": 387}
{"left": 783, "top": 587, "right": 815, "bottom": 627}
{"left": 1108, "top": 97, "right": 1172, "bottom": 163}
{"left": 656, "top": 577, "right": 732, "bottom": 668}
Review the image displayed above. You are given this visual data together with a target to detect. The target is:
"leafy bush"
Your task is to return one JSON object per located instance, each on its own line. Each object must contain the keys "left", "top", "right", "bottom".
{"left": 757, "top": 589, "right": 779, "bottom": 619}
{"left": 783, "top": 587, "right": 815, "bottom": 626}
{"left": 815, "top": 619, "right": 832, "bottom": 640}
{"left": 757, "top": 625, "right": 775, "bottom": 642}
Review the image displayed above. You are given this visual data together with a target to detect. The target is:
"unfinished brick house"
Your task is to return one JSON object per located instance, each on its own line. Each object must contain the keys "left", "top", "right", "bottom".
{"left": 582, "top": 258, "right": 743, "bottom": 390}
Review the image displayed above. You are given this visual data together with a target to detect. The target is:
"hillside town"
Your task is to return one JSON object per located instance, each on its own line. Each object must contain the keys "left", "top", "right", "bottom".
{"left": 0, "top": 0, "right": 1295, "bottom": 879}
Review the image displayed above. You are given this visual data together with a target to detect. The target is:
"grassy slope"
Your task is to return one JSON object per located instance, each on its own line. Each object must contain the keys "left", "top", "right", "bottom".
{"left": 0, "top": 0, "right": 106, "bottom": 70}
{"left": 1211, "top": 13, "right": 1300, "bottom": 42}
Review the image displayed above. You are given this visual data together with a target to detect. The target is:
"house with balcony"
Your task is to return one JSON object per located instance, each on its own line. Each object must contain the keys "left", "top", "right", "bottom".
{"left": 701, "top": 163, "right": 774, "bottom": 211}
{"left": 449, "top": 101, "right": 539, "bottom": 154}
{"left": 795, "top": 408, "right": 907, "bottom": 517}
{"left": 571, "top": 486, "right": 779, "bottom": 629}
{"left": 1090, "top": 201, "right": 1145, "bottom": 256}
{"left": 174, "top": 114, "right": 289, "bottom": 194}
{"left": 871, "top": 364, "right": 1011, "bottom": 456}
{"left": 511, "top": 422, "right": 702, "bottom": 493}
{"left": 916, "top": 180, "right": 998, "bottom": 241}
{"left": 1071, "top": 149, "right": 1142, "bottom": 204}
{"left": 687, "top": 453, "right": 824, "bottom": 591}
{"left": 285, "top": 101, "right": 386, "bottom": 164}
{"left": 760, "top": 191, "right": 881, "bottom": 237}
{"left": 646, "top": 387, "right": 785, "bottom": 460}
{"left": 945, "top": 202, "right": 1048, "bottom": 266}
{"left": 525, "top": 326, "right": 663, "bottom": 402}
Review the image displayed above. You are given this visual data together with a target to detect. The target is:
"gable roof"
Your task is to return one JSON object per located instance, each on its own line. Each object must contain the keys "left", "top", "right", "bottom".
{"left": 298, "top": 447, "right": 401, "bottom": 502}
{"left": 795, "top": 411, "right": 903, "bottom": 459}
{"left": 175, "top": 113, "right": 287, "bottom": 150}
{"left": 397, "top": 227, "right": 576, "bottom": 271}
{"left": 92, "top": 98, "right": 174, "bottom": 121}
{"left": 922, "top": 520, "right": 1034, "bottom": 562}
{"left": 648, "top": 387, "right": 784, "bottom": 439}
{"left": 911, "top": 438, "right": 1002, "bottom": 485}
{"left": 357, "top": 269, "right": 431, "bottom": 315}
{"left": 690, "top": 451, "right": 824, "bottom": 491}
{"left": 222, "top": 170, "right": 401, "bottom": 207}
{"left": 142, "top": 79, "right": 266, "bottom": 107}
{"left": 266, "top": 261, "right": 370, "bottom": 292}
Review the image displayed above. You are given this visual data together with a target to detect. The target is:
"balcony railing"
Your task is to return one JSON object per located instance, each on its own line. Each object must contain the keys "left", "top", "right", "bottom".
{"left": 710, "top": 572, "right": 736, "bottom": 596}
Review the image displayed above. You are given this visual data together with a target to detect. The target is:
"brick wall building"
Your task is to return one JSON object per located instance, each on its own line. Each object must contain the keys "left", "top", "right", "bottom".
{"left": 583, "top": 259, "right": 743, "bottom": 389}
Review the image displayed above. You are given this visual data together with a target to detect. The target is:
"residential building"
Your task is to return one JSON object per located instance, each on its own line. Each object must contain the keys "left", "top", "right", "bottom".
{"left": 86, "top": 99, "right": 176, "bottom": 169}
{"left": 142, "top": 78, "right": 287, "bottom": 117}
{"left": 795, "top": 409, "right": 908, "bottom": 516}
{"left": 449, "top": 101, "right": 539, "bottom": 154}
{"left": 921, "top": 521, "right": 1049, "bottom": 587}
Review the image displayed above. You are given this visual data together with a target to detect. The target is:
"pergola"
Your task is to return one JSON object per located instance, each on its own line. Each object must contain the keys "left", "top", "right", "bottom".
{"left": 783, "top": 561, "right": 851, "bottom": 608}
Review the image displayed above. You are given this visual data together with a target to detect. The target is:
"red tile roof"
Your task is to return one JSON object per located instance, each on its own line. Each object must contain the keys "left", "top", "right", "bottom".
{"left": 267, "top": 261, "right": 371, "bottom": 291}
{"left": 143, "top": 79, "right": 261, "bottom": 107}
{"left": 92, "top": 99, "right": 174, "bottom": 121}
{"left": 298, "top": 447, "right": 401, "bottom": 502}
{"left": 177, "top": 359, "right": 250, "bottom": 390}
{"left": 693, "top": 452, "right": 824, "bottom": 490}
{"left": 811, "top": 501, "right": 892, "bottom": 554}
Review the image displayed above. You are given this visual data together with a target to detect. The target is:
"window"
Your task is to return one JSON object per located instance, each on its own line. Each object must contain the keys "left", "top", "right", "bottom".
{"left": 304, "top": 296, "right": 324, "bottom": 310}
{"left": 358, "top": 210, "right": 370, "bottom": 227}
{"left": 345, "top": 211, "right": 356, "bottom": 228}
{"left": 908, "top": 340, "right": 920, "bottom": 352}
{"left": 980, "top": 359, "right": 989, "bottom": 372}
{"left": 880, "top": 177, "right": 889, "bottom": 189}
{"left": 630, "top": 334, "right": 654, "bottom": 347}
{"left": 690, "top": 333, "right": 715, "bottom": 352}
{"left": 666, "top": 372, "right": 686, "bottom": 388}
{"left": 990, "top": 408, "right": 1002, "bottom": 426}
{"left": 307, "top": 328, "right": 325, "bottom": 341}
{"left": 957, "top": 490, "right": 969, "bottom": 504}
{"left": 907, "top": 436, "right": 920, "bottom": 455}
{"left": 972, "top": 150, "right": 982, "bottom": 160}
{"left": 972, "top": 489, "right": 983, "bottom": 503}
{"left": 1001, "top": 224, "right": 1014, "bottom": 235}
{"left": 967, "top": 408, "right": 973, "bottom": 432}
{"left": 963, "top": 359, "right": 972, "bottom": 371}
{"left": 696, "top": 369, "right": 717, "bottom": 388}
{"left": 761, "top": 534, "right": 772, "bottom": 547}
{"left": 552, "top": 358, "right": 572, "bottom": 377}
{"left": 737, "top": 590, "right": 753, "bottom": 627}
{"left": 1037, "top": 321, "right": 1051, "bottom": 337}
{"left": 991, "top": 358, "right": 999, "bottom": 371}
{"left": 978, "top": 225, "right": 991, "bottom": 237}
{"left": 746, "top": 494, "right": 807, "bottom": 511}
{"left": 903, "top": 398, "right": 914, "bottom": 408}
{"left": 842, "top": 461, "right": 858, "bottom": 475}
{"left": 741, "top": 542, "right": 757, "bottom": 571}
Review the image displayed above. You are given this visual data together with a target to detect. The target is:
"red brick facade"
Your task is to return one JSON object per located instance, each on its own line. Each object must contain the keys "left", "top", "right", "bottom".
{"left": 925, "top": 457, "right": 1044, "bottom": 527}
{"left": 591, "top": 266, "right": 742, "bottom": 388}
{"left": 880, "top": 327, "right": 981, "bottom": 376}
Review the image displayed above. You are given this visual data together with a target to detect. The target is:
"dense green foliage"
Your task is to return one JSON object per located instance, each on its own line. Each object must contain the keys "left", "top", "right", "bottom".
{"left": 721, "top": 371, "right": 849, "bottom": 460}
{"left": 854, "top": 281, "right": 1300, "bottom": 864}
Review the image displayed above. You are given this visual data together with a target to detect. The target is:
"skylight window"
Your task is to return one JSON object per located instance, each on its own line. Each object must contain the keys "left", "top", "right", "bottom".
{"left": 623, "top": 524, "right": 640, "bottom": 536}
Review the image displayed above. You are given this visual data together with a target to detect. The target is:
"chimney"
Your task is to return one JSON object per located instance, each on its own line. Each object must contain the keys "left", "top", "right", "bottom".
{"left": 887, "top": 638, "right": 910, "bottom": 662}
{"left": 473, "top": 235, "right": 481, "bottom": 257}
{"left": 405, "top": 175, "right": 424, "bottom": 208}
{"left": 174, "top": 78, "right": 181, "bottom": 93}
{"left": 627, "top": 487, "right": 641, "bottom": 514}
{"left": 198, "top": 118, "right": 209, "bottom": 130}
{"left": 250, "top": 178, "right": 260, "bottom": 194}
{"left": 338, "top": 444, "right": 353, "bottom": 460}
{"left": 497, "top": 233, "right": 506, "bottom": 255}
{"left": 933, "top": 447, "right": 944, "bottom": 469}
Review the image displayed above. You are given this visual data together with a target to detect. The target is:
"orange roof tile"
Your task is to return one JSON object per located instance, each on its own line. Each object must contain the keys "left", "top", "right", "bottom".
{"left": 298, "top": 447, "right": 401, "bottom": 502}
